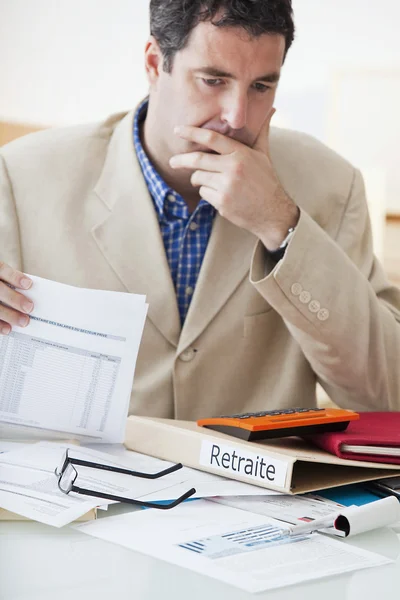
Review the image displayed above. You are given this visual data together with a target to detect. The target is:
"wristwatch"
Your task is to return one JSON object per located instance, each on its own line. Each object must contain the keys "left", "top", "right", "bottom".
{"left": 278, "top": 225, "right": 296, "bottom": 250}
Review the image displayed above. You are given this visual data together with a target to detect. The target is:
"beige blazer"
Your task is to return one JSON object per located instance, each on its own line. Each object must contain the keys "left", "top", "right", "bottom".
{"left": 1, "top": 110, "right": 400, "bottom": 419}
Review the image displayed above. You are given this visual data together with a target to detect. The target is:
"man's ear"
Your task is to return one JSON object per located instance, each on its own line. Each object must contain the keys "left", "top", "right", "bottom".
{"left": 144, "top": 36, "right": 163, "bottom": 84}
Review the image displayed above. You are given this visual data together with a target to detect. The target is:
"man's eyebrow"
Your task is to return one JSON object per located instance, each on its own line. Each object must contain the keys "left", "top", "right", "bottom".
{"left": 194, "top": 67, "right": 280, "bottom": 83}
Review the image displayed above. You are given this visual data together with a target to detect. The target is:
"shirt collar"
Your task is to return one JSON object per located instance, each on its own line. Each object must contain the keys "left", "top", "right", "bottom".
{"left": 134, "top": 98, "right": 188, "bottom": 219}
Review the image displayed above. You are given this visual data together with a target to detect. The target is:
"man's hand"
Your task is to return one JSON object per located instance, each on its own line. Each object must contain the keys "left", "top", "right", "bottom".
{"left": 0, "top": 262, "right": 33, "bottom": 335}
{"left": 170, "top": 108, "right": 299, "bottom": 251}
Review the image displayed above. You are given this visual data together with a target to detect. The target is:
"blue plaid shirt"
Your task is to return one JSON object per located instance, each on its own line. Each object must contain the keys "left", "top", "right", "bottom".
{"left": 133, "top": 99, "right": 216, "bottom": 324}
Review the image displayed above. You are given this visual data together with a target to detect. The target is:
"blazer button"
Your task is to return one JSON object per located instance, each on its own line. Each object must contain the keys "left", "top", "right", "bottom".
{"left": 291, "top": 283, "right": 302, "bottom": 296}
{"left": 317, "top": 308, "right": 330, "bottom": 321}
{"left": 308, "top": 300, "right": 321, "bottom": 313}
{"left": 180, "top": 348, "right": 196, "bottom": 362}
{"left": 299, "top": 291, "right": 311, "bottom": 304}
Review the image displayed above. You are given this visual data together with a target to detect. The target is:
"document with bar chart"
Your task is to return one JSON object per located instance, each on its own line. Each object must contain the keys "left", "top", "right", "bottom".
{"left": 0, "top": 275, "right": 147, "bottom": 442}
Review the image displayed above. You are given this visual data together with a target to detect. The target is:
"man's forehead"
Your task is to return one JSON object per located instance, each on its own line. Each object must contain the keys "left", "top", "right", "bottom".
{"left": 178, "top": 21, "right": 285, "bottom": 71}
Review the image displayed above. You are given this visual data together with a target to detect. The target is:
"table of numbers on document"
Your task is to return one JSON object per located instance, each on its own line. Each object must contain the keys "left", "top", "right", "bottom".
{"left": 0, "top": 330, "right": 121, "bottom": 433}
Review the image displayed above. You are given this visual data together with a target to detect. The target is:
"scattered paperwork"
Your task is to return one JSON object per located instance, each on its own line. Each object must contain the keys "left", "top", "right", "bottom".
{"left": 0, "top": 275, "right": 148, "bottom": 443}
{"left": 75, "top": 499, "right": 392, "bottom": 593}
{"left": 0, "top": 442, "right": 280, "bottom": 526}
{"left": 0, "top": 443, "right": 110, "bottom": 527}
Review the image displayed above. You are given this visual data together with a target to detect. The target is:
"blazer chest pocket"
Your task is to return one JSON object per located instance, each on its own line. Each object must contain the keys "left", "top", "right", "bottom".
{"left": 243, "top": 310, "right": 276, "bottom": 338}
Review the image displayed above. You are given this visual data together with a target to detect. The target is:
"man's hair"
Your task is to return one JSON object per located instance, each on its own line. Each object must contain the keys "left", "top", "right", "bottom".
{"left": 149, "top": 0, "right": 295, "bottom": 73}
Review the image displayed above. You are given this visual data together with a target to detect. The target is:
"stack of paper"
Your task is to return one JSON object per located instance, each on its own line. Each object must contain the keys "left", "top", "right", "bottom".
{"left": 0, "top": 275, "right": 148, "bottom": 443}
{"left": 0, "top": 441, "right": 281, "bottom": 526}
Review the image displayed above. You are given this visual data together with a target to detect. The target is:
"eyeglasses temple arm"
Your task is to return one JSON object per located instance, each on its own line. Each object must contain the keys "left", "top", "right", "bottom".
{"left": 67, "top": 458, "right": 183, "bottom": 479}
{"left": 69, "top": 484, "right": 196, "bottom": 510}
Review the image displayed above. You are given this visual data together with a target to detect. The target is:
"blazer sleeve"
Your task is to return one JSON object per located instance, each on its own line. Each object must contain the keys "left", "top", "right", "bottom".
{"left": 250, "top": 167, "right": 400, "bottom": 412}
{"left": 0, "top": 152, "right": 23, "bottom": 272}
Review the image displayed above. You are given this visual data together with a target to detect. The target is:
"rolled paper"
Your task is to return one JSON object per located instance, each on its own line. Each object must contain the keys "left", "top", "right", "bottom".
{"left": 333, "top": 496, "right": 400, "bottom": 537}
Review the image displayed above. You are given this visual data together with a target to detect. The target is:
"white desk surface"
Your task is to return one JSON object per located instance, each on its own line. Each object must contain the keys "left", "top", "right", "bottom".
{"left": 2, "top": 508, "right": 400, "bottom": 599}
{"left": 1, "top": 444, "right": 400, "bottom": 600}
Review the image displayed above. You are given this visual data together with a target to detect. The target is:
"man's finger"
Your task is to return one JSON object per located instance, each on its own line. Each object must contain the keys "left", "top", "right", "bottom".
{"left": 170, "top": 151, "right": 225, "bottom": 172}
{"left": 190, "top": 170, "right": 222, "bottom": 190}
{"left": 198, "top": 186, "right": 220, "bottom": 209}
{"left": 0, "top": 281, "right": 33, "bottom": 315}
{"left": 0, "top": 320, "right": 11, "bottom": 335}
{"left": 174, "top": 126, "right": 239, "bottom": 155}
{"left": 0, "top": 262, "right": 32, "bottom": 290}
{"left": 253, "top": 107, "right": 276, "bottom": 154}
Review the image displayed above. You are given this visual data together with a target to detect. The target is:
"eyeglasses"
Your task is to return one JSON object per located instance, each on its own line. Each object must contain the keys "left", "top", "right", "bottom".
{"left": 55, "top": 448, "right": 196, "bottom": 510}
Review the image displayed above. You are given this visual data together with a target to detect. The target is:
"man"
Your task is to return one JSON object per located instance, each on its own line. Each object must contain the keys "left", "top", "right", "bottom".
{"left": 0, "top": 0, "right": 399, "bottom": 420}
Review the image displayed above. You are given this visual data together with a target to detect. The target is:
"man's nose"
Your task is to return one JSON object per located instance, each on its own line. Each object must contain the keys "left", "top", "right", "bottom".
{"left": 220, "top": 92, "right": 248, "bottom": 131}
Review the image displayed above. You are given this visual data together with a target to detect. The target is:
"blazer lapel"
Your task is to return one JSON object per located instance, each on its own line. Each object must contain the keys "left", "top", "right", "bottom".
{"left": 90, "top": 111, "right": 181, "bottom": 347}
{"left": 88, "top": 109, "right": 279, "bottom": 353}
{"left": 178, "top": 214, "right": 257, "bottom": 353}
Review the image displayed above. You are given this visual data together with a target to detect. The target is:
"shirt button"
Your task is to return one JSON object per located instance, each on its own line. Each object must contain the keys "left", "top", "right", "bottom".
{"left": 185, "top": 286, "right": 194, "bottom": 296}
{"left": 189, "top": 222, "right": 198, "bottom": 231}
{"left": 167, "top": 193, "right": 176, "bottom": 202}
{"left": 317, "top": 308, "right": 330, "bottom": 321}
{"left": 299, "top": 291, "right": 311, "bottom": 304}
{"left": 291, "top": 283, "right": 302, "bottom": 296}
{"left": 308, "top": 300, "right": 321, "bottom": 313}
{"left": 180, "top": 348, "right": 196, "bottom": 362}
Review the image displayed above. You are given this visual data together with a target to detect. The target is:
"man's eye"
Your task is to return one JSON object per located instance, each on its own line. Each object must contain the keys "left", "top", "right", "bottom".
{"left": 202, "top": 78, "right": 223, "bottom": 86}
{"left": 253, "top": 83, "right": 270, "bottom": 93}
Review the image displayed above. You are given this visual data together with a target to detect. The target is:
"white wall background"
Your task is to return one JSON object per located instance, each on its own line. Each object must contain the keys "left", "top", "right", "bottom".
{"left": 1, "top": 0, "right": 400, "bottom": 217}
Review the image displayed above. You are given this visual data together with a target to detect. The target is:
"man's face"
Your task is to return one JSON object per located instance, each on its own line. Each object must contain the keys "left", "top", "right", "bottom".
{"left": 146, "top": 20, "right": 285, "bottom": 157}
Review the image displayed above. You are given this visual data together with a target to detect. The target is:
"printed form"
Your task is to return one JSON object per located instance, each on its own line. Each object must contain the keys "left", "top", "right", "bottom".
{"left": 0, "top": 275, "right": 148, "bottom": 443}
{"left": 75, "top": 499, "right": 392, "bottom": 593}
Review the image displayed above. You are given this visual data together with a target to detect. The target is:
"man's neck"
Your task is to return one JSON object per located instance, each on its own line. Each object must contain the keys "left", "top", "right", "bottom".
{"left": 141, "top": 109, "right": 200, "bottom": 214}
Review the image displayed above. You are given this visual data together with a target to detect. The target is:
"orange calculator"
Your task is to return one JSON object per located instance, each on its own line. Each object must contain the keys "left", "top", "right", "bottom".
{"left": 197, "top": 408, "right": 359, "bottom": 441}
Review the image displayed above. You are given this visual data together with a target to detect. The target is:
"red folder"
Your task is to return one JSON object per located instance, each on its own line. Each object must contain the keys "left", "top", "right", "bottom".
{"left": 305, "top": 412, "right": 400, "bottom": 464}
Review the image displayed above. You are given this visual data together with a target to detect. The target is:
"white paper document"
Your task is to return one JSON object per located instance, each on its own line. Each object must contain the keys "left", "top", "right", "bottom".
{"left": 210, "top": 493, "right": 343, "bottom": 525}
{"left": 0, "top": 275, "right": 148, "bottom": 443}
{"left": 0, "top": 441, "right": 30, "bottom": 454}
{"left": 0, "top": 462, "right": 102, "bottom": 526}
{"left": 75, "top": 499, "right": 392, "bottom": 593}
{"left": 0, "top": 442, "right": 277, "bottom": 526}
{"left": 0, "top": 442, "right": 115, "bottom": 527}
